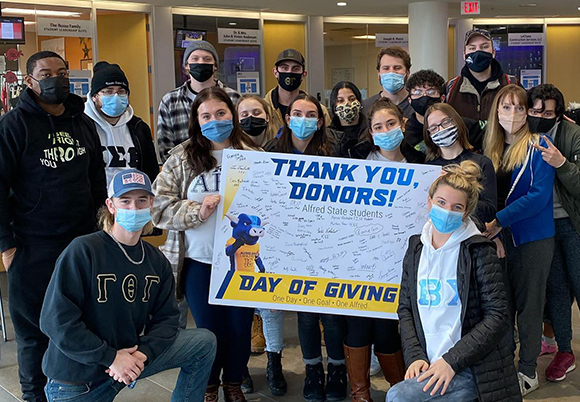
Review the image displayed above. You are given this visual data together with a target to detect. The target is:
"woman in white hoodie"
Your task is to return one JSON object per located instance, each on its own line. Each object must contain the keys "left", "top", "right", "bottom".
{"left": 387, "top": 161, "right": 521, "bottom": 402}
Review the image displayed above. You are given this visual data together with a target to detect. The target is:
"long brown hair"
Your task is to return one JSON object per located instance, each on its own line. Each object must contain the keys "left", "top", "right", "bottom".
{"left": 236, "top": 94, "right": 277, "bottom": 144}
{"left": 186, "top": 87, "right": 258, "bottom": 176}
{"left": 278, "top": 94, "right": 334, "bottom": 156}
{"left": 484, "top": 84, "right": 537, "bottom": 171}
{"left": 424, "top": 103, "right": 473, "bottom": 162}
{"left": 361, "top": 97, "right": 404, "bottom": 150}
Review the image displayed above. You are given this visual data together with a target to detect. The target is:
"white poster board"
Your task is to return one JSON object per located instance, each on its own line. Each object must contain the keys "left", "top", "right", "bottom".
{"left": 209, "top": 150, "right": 441, "bottom": 319}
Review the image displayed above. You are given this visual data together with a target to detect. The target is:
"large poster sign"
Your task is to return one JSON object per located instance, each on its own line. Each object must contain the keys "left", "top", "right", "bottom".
{"left": 209, "top": 150, "right": 441, "bottom": 319}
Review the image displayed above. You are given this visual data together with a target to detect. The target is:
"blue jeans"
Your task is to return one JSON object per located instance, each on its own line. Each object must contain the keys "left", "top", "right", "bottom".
{"left": 386, "top": 369, "right": 478, "bottom": 402}
{"left": 44, "top": 328, "right": 216, "bottom": 402}
{"left": 260, "top": 309, "right": 285, "bottom": 353}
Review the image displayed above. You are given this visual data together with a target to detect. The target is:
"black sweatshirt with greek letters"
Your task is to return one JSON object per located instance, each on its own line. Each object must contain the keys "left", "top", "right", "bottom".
{"left": 40, "top": 230, "right": 180, "bottom": 382}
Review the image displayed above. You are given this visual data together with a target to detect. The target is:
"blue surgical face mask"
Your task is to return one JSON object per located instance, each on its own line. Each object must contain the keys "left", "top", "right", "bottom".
{"left": 430, "top": 204, "right": 464, "bottom": 234}
{"left": 289, "top": 116, "right": 318, "bottom": 140}
{"left": 201, "top": 119, "right": 234, "bottom": 143}
{"left": 372, "top": 126, "right": 404, "bottom": 151}
{"left": 380, "top": 72, "right": 406, "bottom": 94}
{"left": 115, "top": 207, "right": 151, "bottom": 232}
{"left": 100, "top": 94, "right": 129, "bottom": 118}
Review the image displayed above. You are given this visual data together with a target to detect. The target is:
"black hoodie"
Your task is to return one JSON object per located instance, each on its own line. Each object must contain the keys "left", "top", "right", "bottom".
{"left": 0, "top": 88, "right": 107, "bottom": 251}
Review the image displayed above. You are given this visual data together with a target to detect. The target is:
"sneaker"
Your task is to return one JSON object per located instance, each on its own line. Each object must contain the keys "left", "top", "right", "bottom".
{"left": 540, "top": 339, "right": 557, "bottom": 356}
{"left": 546, "top": 351, "right": 576, "bottom": 382}
{"left": 326, "top": 363, "right": 347, "bottom": 401}
{"left": 303, "top": 362, "right": 325, "bottom": 402}
{"left": 370, "top": 346, "right": 381, "bottom": 376}
{"left": 241, "top": 367, "right": 254, "bottom": 394}
{"left": 518, "top": 371, "right": 539, "bottom": 396}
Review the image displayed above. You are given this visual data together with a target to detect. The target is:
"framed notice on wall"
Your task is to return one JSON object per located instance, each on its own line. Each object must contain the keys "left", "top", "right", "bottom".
{"left": 331, "top": 68, "right": 354, "bottom": 87}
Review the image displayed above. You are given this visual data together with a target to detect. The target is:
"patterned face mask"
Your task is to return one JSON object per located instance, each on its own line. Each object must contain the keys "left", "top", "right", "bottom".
{"left": 335, "top": 100, "right": 361, "bottom": 124}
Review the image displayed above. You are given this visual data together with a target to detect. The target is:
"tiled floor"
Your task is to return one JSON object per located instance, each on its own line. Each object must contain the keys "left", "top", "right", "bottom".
{"left": 0, "top": 272, "right": 579, "bottom": 401}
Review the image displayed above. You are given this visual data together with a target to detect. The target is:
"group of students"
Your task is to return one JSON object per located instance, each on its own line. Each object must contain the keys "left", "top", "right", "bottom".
{"left": 0, "top": 25, "right": 578, "bottom": 402}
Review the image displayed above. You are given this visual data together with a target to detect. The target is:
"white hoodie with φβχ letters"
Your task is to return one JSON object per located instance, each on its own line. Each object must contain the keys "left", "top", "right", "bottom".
{"left": 417, "top": 218, "right": 481, "bottom": 363}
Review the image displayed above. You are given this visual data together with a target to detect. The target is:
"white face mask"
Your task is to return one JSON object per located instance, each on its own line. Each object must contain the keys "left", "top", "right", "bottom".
{"left": 498, "top": 112, "right": 526, "bottom": 134}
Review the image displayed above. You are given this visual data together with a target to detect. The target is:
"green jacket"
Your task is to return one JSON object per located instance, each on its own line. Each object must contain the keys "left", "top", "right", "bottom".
{"left": 554, "top": 120, "right": 580, "bottom": 234}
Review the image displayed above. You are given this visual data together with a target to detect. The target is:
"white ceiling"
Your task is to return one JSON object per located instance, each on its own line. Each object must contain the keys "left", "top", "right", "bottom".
{"left": 115, "top": 0, "right": 580, "bottom": 18}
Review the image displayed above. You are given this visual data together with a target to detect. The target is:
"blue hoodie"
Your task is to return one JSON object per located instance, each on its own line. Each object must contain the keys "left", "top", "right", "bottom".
{"left": 496, "top": 136, "right": 555, "bottom": 246}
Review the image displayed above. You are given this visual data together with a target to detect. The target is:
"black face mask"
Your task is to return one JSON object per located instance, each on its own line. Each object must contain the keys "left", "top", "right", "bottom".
{"left": 528, "top": 115, "right": 557, "bottom": 134}
{"left": 240, "top": 116, "right": 268, "bottom": 137}
{"left": 465, "top": 50, "right": 493, "bottom": 73}
{"left": 410, "top": 96, "right": 440, "bottom": 117}
{"left": 33, "top": 76, "right": 70, "bottom": 105}
{"left": 277, "top": 72, "right": 302, "bottom": 92}
{"left": 189, "top": 63, "right": 214, "bottom": 83}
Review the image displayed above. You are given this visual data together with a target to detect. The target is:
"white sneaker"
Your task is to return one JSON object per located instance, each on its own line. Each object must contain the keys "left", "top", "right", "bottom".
{"left": 518, "top": 371, "right": 539, "bottom": 396}
{"left": 370, "top": 345, "right": 381, "bottom": 376}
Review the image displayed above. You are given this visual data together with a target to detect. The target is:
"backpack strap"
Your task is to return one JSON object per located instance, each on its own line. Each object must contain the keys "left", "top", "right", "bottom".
{"left": 446, "top": 76, "right": 461, "bottom": 103}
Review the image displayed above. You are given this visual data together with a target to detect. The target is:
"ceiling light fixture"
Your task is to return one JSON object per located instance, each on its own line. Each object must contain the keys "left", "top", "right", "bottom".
{"left": 229, "top": 22, "right": 237, "bottom": 25}
{"left": 353, "top": 34, "right": 376, "bottom": 40}
{"left": 337, "top": 2, "right": 348, "bottom": 6}
{"left": 1, "top": 8, "right": 81, "bottom": 17}
{"left": 519, "top": 3, "right": 537, "bottom": 6}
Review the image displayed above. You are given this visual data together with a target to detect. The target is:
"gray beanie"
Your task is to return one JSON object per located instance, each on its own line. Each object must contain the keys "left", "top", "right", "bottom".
{"left": 183, "top": 40, "right": 219, "bottom": 67}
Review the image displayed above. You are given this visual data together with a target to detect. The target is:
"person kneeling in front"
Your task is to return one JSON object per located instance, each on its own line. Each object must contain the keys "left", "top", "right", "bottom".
{"left": 39, "top": 169, "right": 216, "bottom": 402}
{"left": 387, "top": 161, "right": 521, "bottom": 402}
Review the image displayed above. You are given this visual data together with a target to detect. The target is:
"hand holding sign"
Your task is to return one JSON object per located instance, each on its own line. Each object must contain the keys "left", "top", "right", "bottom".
{"left": 532, "top": 135, "right": 566, "bottom": 168}
{"left": 200, "top": 195, "right": 221, "bottom": 221}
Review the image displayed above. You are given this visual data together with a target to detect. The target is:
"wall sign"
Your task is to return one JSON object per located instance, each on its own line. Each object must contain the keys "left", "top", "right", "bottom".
{"left": 375, "top": 34, "right": 408, "bottom": 49}
{"left": 37, "top": 18, "right": 92, "bottom": 38}
{"left": 508, "top": 33, "right": 543, "bottom": 46}
{"left": 209, "top": 150, "right": 441, "bottom": 319}
{"left": 218, "top": 28, "right": 260, "bottom": 45}
{"left": 237, "top": 71, "right": 260, "bottom": 94}
{"left": 461, "top": 1, "right": 480, "bottom": 15}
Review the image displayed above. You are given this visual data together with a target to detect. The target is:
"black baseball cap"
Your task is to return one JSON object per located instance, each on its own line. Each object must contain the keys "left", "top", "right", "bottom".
{"left": 275, "top": 48, "right": 305, "bottom": 66}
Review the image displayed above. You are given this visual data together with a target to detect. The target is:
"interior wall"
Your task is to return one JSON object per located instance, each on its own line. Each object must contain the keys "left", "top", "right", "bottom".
{"left": 37, "top": 36, "right": 92, "bottom": 70}
{"left": 448, "top": 25, "right": 455, "bottom": 79}
{"left": 546, "top": 25, "right": 580, "bottom": 104}
{"left": 263, "top": 21, "right": 306, "bottom": 93}
{"left": 97, "top": 13, "right": 152, "bottom": 127}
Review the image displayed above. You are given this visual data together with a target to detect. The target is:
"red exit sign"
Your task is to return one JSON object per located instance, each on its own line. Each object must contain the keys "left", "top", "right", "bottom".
{"left": 461, "top": 1, "right": 480, "bottom": 15}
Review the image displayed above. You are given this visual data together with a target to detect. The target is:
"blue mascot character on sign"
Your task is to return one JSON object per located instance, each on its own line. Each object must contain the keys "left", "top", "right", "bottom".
{"left": 225, "top": 213, "right": 267, "bottom": 272}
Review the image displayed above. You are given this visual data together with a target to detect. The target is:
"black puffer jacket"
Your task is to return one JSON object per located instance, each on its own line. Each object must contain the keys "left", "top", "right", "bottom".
{"left": 399, "top": 234, "right": 521, "bottom": 402}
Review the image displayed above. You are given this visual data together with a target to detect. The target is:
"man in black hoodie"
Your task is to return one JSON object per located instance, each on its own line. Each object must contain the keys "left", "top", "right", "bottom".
{"left": 446, "top": 28, "right": 519, "bottom": 121}
{"left": 0, "top": 51, "right": 107, "bottom": 402}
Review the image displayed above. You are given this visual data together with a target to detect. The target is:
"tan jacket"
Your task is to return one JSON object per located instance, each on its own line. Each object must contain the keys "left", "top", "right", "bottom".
{"left": 264, "top": 87, "right": 332, "bottom": 131}
{"left": 152, "top": 140, "right": 257, "bottom": 299}
{"left": 151, "top": 140, "right": 202, "bottom": 299}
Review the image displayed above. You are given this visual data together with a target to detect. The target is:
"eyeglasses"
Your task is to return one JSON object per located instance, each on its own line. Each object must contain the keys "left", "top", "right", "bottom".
{"left": 427, "top": 117, "right": 454, "bottom": 134}
{"left": 410, "top": 88, "right": 440, "bottom": 99}
{"left": 100, "top": 88, "right": 129, "bottom": 96}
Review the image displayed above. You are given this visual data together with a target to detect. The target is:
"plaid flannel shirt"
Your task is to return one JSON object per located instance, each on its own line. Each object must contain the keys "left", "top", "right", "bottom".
{"left": 156, "top": 80, "right": 240, "bottom": 163}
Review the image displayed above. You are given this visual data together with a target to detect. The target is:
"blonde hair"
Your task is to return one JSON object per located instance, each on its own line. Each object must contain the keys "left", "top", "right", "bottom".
{"left": 428, "top": 160, "right": 483, "bottom": 219}
{"left": 237, "top": 94, "right": 277, "bottom": 145}
{"left": 97, "top": 204, "right": 154, "bottom": 235}
{"left": 484, "top": 85, "right": 538, "bottom": 171}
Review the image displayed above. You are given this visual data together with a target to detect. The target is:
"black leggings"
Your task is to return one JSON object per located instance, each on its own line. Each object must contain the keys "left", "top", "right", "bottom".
{"left": 345, "top": 316, "right": 401, "bottom": 354}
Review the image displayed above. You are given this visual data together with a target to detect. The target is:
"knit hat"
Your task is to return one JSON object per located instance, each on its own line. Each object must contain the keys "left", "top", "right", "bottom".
{"left": 183, "top": 40, "right": 219, "bottom": 67}
{"left": 90, "top": 61, "right": 129, "bottom": 97}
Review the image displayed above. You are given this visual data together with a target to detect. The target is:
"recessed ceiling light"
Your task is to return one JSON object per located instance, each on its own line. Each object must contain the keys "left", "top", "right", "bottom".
{"left": 519, "top": 3, "right": 537, "bottom": 7}
{"left": 353, "top": 35, "right": 376, "bottom": 40}
{"left": 229, "top": 22, "right": 237, "bottom": 26}
{"left": 2, "top": 7, "right": 81, "bottom": 17}
{"left": 337, "top": 2, "right": 347, "bottom": 6}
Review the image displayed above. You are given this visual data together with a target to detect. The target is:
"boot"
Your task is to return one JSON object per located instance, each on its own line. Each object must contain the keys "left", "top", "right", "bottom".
{"left": 241, "top": 366, "right": 254, "bottom": 394}
{"left": 344, "top": 344, "right": 373, "bottom": 402}
{"left": 326, "top": 362, "right": 347, "bottom": 401}
{"left": 251, "top": 314, "right": 266, "bottom": 354}
{"left": 303, "top": 362, "right": 325, "bottom": 402}
{"left": 205, "top": 384, "right": 219, "bottom": 402}
{"left": 376, "top": 350, "right": 405, "bottom": 386}
{"left": 267, "top": 351, "right": 288, "bottom": 396}
{"left": 224, "top": 382, "right": 246, "bottom": 402}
